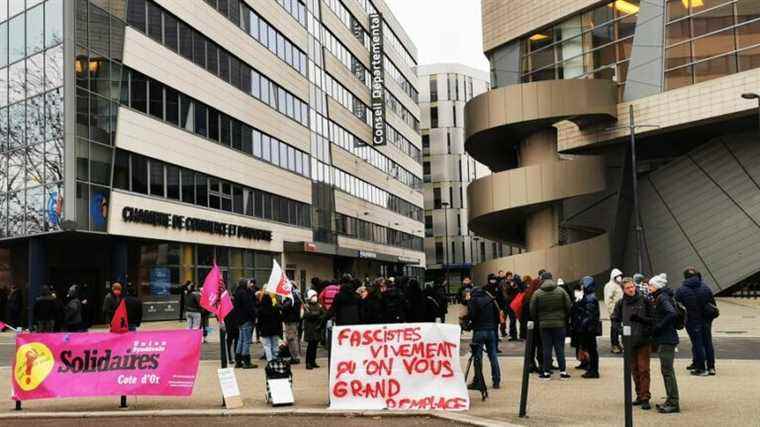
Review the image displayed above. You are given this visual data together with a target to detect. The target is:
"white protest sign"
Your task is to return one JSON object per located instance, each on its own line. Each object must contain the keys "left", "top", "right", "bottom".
{"left": 217, "top": 367, "right": 243, "bottom": 408}
{"left": 329, "top": 323, "right": 469, "bottom": 411}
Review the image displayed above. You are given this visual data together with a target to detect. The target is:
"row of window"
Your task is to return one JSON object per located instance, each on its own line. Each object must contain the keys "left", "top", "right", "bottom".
{"left": 323, "top": 70, "right": 372, "bottom": 126}
{"left": 117, "top": 67, "right": 311, "bottom": 178}
{"left": 76, "top": 0, "right": 127, "bottom": 64}
{"left": 2, "top": 88, "right": 63, "bottom": 154}
{"left": 203, "top": 0, "right": 308, "bottom": 76}
{"left": 330, "top": 121, "right": 422, "bottom": 190}
{"left": 386, "top": 123, "right": 422, "bottom": 163}
{"left": 312, "top": 159, "right": 423, "bottom": 222}
{"left": 385, "top": 88, "right": 420, "bottom": 133}
{"left": 1, "top": 0, "right": 62, "bottom": 68}
{"left": 125, "top": 0, "right": 309, "bottom": 128}
{"left": 384, "top": 56, "right": 419, "bottom": 103}
{"left": 335, "top": 213, "right": 423, "bottom": 252}
{"left": 275, "top": 0, "right": 307, "bottom": 27}
{"left": 322, "top": 24, "right": 371, "bottom": 87}
{"left": 428, "top": 73, "right": 479, "bottom": 103}
{"left": 2, "top": 42, "right": 62, "bottom": 109}
{"left": 113, "top": 149, "right": 312, "bottom": 228}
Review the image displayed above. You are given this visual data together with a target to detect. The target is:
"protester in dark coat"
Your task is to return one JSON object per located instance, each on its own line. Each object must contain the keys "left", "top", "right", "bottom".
{"left": 124, "top": 284, "right": 143, "bottom": 331}
{"left": 33, "top": 286, "right": 60, "bottom": 332}
{"left": 330, "top": 283, "right": 361, "bottom": 326}
{"left": 466, "top": 285, "right": 502, "bottom": 388}
{"left": 576, "top": 276, "right": 601, "bottom": 378}
{"left": 63, "top": 285, "right": 85, "bottom": 332}
{"left": 422, "top": 284, "right": 441, "bottom": 322}
{"left": 612, "top": 278, "right": 654, "bottom": 409}
{"left": 383, "top": 281, "right": 408, "bottom": 323}
{"left": 530, "top": 274, "right": 572, "bottom": 379}
{"left": 361, "top": 279, "right": 386, "bottom": 324}
{"left": 102, "top": 282, "right": 123, "bottom": 324}
{"left": 405, "top": 279, "right": 425, "bottom": 322}
{"left": 224, "top": 281, "right": 242, "bottom": 365}
{"left": 646, "top": 273, "right": 680, "bottom": 413}
{"left": 675, "top": 268, "right": 716, "bottom": 376}
{"left": 258, "top": 293, "right": 282, "bottom": 362}
{"left": 5, "top": 284, "right": 23, "bottom": 328}
{"left": 302, "top": 289, "right": 325, "bottom": 369}
{"left": 234, "top": 280, "right": 258, "bottom": 368}
{"left": 281, "top": 291, "right": 303, "bottom": 364}
{"left": 432, "top": 281, "right": 448, "bottom": 322}
{"left": 521, "top": 277, "right": 543, "bottom": 372}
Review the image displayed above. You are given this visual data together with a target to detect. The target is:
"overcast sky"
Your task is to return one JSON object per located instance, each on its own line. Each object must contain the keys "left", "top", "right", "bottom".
{"left": 385, "top": 0, "right": 489, "bottom": 72}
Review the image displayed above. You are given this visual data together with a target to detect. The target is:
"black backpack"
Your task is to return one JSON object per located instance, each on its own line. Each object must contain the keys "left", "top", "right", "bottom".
{"left": 673, "top": 300, "right": 687, "bottom": 330}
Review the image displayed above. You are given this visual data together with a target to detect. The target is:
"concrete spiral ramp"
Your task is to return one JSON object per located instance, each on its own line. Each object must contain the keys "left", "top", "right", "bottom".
{"left": 464, "top": 79, "right": 618, "bottom": 283}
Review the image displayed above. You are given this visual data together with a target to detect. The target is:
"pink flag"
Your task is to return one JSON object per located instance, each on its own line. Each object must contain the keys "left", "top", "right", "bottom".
{"left": 0, "top": 320, "right": 8, "bottom": 331}
{"left": 265, "top": 260, "right": 293, "bottom": 298}
{"left": 201, "top": 263, "right": 233, "bottom": 322}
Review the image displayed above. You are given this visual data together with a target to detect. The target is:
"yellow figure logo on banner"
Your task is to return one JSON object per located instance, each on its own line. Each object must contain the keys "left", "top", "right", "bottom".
{"left": 14, "top": 343, "right": 54, "bottom": 391}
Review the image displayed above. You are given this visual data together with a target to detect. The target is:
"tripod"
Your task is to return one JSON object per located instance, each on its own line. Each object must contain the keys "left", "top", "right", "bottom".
{"left": 464, "top": 342, "right": 488, "bottom": 401}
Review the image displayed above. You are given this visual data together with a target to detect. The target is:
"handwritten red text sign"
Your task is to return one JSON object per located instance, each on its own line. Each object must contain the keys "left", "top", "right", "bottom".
{"left": 329, "top": 323, "right": 469, "bottom": 411}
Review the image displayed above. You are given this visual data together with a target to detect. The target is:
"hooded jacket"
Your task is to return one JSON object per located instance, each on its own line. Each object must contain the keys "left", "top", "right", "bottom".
{"left": 576, "top": 276, "right": 601, "bottom": 335}
{"left": 467, "top": 286, "right": 500, "bottom": 331}
{"left": 603, "top": 268, "right": 624, "bottom": 317}
{"left": 529, "top": 279, "right": 572, "bottom": 329}
{"left": 675, "top": 276, "right": 715, "bottom": 326}
{"left": 651, "top": 287, "right": 679, "bottom": 346}
{"left": 302, "top": 300, "right": 325, "bottom": 342}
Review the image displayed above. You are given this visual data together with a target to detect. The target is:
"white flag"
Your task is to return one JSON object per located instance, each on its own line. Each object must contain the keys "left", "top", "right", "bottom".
{"left": 265, "top": 259, "right": 293, "bottom": 297}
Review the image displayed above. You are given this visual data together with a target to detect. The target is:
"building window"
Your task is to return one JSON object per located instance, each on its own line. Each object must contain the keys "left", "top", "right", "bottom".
{"left": 429, "top": 74, "right": 438, "bottom": 102}
{"left": 423, "top": 161, "right": 431, "bottom": 182}
{"left": 422, "top": 134, "right": 430, "bottom": 150}
{"left": 435, "top": 241, "right": 444, "bottom": 264}
{"left": 431, "top": 106, "right": 438, "bottom": 128}
{"left": 433, "top": 187, "right": 441, "bottom": 209}
{"left": 425, "top": 215, "right": 433, "bottom": 237}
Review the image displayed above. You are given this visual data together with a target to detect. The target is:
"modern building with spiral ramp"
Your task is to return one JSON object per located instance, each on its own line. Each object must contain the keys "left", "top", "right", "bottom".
{"left": 470, "top": 0, "right": 760, "bottom": 295}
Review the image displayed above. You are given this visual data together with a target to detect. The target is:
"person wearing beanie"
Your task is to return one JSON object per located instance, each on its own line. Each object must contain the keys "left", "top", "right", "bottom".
{"left": 530, "top": 274, "right": 573, "bottom": 380}
{"left": 675, "top": 268, "right": 717, "bottom": 377}
{"left": 576, "top": 276, "right": 601, "bottom": 378}
{"left": 302, "top": 289, "right": 325, "bottom": 369}
{"left": 645, "top": 273, "right": 680, "bottom": 413}
{"left": 634, "top": 273, "right": 650, "bottom": 299}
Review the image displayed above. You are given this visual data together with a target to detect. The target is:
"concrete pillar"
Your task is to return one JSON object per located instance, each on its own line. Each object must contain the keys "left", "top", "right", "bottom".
{"left": 520, "top": 128, "right": 559, "bottom": 252}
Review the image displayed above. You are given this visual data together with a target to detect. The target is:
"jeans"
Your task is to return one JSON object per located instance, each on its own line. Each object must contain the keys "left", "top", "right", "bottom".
{"left": 186, "top": 312, "right": 201, "bottom": 330}
{"left": 686, "top": 322, "right": 715, "bottom": 371}
{"left": 540, "top": 327, "right": 567, "bottom": 372}
{"left": 236, "top": 321, "right": 253, "bottom": 356}
{"left": 582, "top": 334, "right": 599, "bottom": 374}
{"left": 285, "top": 322, "right": 301, "bottom": 359}
{"left": 631, "top": 345, "right": 651, "bottom": 401}
{"left": 262, "top": 335, "right": 280, "bottom": 361}
{"left": 306, "top": 340, "right": 318, "bottom": 365}
{"left": 658, "top": 344, "right": 679, "bottom": 405}
{"left": 610, "top": 322, "right": 621, "bottom": 348}
{"left": 472, "top": 329, "right": 501, "bottom": 385}
{"left": 507, "top": 307, "right": 518, "bottom": 339}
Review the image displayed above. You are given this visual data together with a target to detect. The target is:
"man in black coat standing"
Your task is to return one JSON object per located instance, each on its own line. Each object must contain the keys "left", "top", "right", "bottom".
{"left": 234, "top": 280, "right": 258, "bottom": 369}
{"left": 647, "top": 273, "right": 680, "bottom": 414}
{"left": 467, "top": 283, "right": 502, "bottom": 389}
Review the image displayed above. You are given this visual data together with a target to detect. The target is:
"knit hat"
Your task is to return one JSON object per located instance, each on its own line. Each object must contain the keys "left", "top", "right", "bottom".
{"left": 648, "top": 273, "right": 667, "bottom": 290}
{"left": 540, "top": 271, "right": 553, "bottom": 280}
{"left": 307, "top": 289, "right": 317, "bottom": 300}
{"left": 633, "top": 273, "right": 645, "bottom": 284}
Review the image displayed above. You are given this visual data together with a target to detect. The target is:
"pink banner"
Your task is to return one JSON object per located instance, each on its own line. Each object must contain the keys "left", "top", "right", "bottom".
{"left": 12, "top": 330, "right": 202, "bottom": 400}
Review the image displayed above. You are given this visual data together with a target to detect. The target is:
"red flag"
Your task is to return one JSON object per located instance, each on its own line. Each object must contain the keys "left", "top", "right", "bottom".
{"left": 200, "top": 263, "right": 233, "bottom": 322}
{"left": 110, "top": 299, "right": 129, "bottom": 333}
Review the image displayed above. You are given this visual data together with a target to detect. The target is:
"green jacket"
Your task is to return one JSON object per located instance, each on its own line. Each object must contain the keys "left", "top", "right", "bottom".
{"left": 530, "top": 279, "right": 572, "bottom": 329}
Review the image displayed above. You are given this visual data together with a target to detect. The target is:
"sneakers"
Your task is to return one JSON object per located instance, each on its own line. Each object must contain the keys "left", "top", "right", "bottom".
{"left": 656, "top": 403, "right": 680, "bottom": 414}
{"left": 538, "top": 372, "right": 551, "bottom": 380}
{"left": 467, "top": 382, "right": 484, "bottom": 390}
{"left": 574, "top": 363, "right": 589, "bottom": 370}
{"left": 582, "top": 371, "right": 600, "bottom": 379}
{"left": 492, "top": 383, "right": 500, "bottom": 389}
{"left": 289, "top": 358, "right": 301, "bottom": 365}
{"left": 641, "top": 400, "right": 651, "bottom": 410}
{"left": 691, "top": 369, "right": 709, "bottom": 376}
{"left": 559, "top": 372, "right": 571, "bottom": 380}
{"left": 685, "top": 364, "right": 695, "bottom": 371}
{"left": 708, "top": 368, "right": 716, "bottom": 376}
{"left": 632, "top": 399, "right": 645, "bottom": 406}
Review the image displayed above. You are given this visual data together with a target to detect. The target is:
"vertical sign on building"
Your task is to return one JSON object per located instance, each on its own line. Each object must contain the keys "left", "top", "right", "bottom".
{"left": 369, "top": 13, "right": 386, "bottom": 146}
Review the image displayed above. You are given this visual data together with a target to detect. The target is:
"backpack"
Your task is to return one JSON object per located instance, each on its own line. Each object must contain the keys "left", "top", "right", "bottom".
{"left": 673, "top": 299, "right": 687, "bottom": 330}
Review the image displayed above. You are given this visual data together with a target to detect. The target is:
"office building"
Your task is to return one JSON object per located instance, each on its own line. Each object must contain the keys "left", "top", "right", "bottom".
{"left": 418, "top": 63, "right": 518, "bottom": 285}
{"left": 0, "top": 0, "right": 424, "bottom": 323}
{"left": 468, "top": 0, "right": 760, "bottom": 294}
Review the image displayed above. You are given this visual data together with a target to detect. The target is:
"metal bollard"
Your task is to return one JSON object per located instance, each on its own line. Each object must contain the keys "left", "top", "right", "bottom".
{"left": 518, "top": 321, "right": 535, "bottom": 418}
{"left": 219, "top": 326, "right": 227, "bottom": 407}
{"left": 14, "top": 400, "right": 21, "bottom": 411}
{"left": 120, "top": 395, "right": 128, "bottom": 408}
{"left": 623, "top": 325, "right": 632, "bottom": 427}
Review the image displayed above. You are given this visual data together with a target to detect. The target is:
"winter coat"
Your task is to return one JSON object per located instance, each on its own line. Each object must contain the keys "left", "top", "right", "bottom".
{"left": 63, "top": 298, "right": 84, "bottom": 330}
{"left": 281, "top": 294, "right": 302, "bottom": 324}
{"left": 675, "top": 276, "right": 715, "bottom": 326}
{"left": 575, "top": 277, "right": 601, "bottom": 335}
{"left": 612, "top": 292, "right": 654, "bottom": 349}
{"left": 330, "top": 286, "right": 361, "bottom": 326}
{"left": 432, "top": 284, "right": 448, "bottom": 317}
{"left": 603, "top": 268, "right": 624, "bottom": 317}
{"left": 5, "top": 288, "right": 22, "bottom": 325}
{"left": 467, "top": 287, "right": 500, "bottom": 331}
{"left": 34, "top": 295, "right": 59, "bottom": 322}
{"left": 102, "top": 293, "right": 120, "bottom": 321}
{"left": 383, "top": 286, "right": 408, "bottom": 323}
{"left": 302, "top": 301, "right": 325, "bottom": 342}
{"left": 184, "top": 291, "right": 202, "bottom": 313}
{"left": 422, "top": 287, "right": 441, "bottom": 322}
{"left": 257, "top": 296, "right": 282, "bottom": 337}
{"left": 361, "top": 292, "right": 385, "bottom": 324}
{"left": 233, "top": 286, "right": 257, "bottom": 324}
{"left": 405, "top": 284, "right": 425, "bottom": 322}
{"left": 124, "top": 295, "right": 143, "bottom": 328}
{"left": 651, "top": 287, "right": 679, "bottom": 346}
{"left": 529, "top": 279, "right": 572, "bottom": 329}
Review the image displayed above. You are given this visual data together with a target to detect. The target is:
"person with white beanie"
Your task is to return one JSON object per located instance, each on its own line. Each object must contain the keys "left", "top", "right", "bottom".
{"left": 302, "top": 289, "right": 326, "bottom": 369}
{"left": 647, "top": 273, "right": 680, "bottom": 414}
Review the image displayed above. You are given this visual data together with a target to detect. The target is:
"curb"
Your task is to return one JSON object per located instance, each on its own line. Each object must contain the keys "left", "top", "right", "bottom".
{"left": 0, "top": 407, "right": 520, "bottom": 426}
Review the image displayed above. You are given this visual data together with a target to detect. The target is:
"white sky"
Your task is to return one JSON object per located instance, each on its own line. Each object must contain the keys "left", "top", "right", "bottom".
{"left": 384, "top": 0, "right": 489, "bottom": 72}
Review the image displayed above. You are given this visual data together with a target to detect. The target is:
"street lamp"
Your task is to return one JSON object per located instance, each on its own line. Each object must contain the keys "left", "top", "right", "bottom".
{"left": 742, "top": 92, "right": 760, "bottom": 131}
{"left": 441, "top": 201, "right": 450, "bottom": 288}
